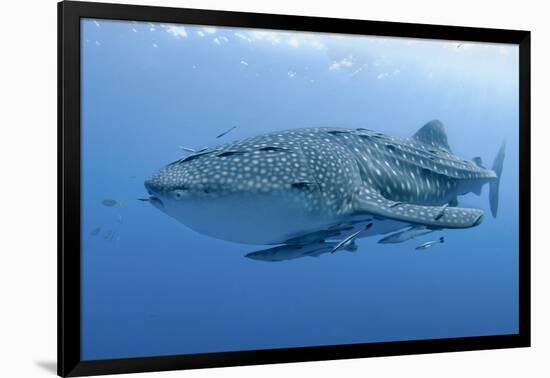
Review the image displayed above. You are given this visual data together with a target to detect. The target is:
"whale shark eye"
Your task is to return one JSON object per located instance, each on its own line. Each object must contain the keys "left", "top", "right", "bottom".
{"left": 171, "top": 189, "right": 186, "bottom": 199}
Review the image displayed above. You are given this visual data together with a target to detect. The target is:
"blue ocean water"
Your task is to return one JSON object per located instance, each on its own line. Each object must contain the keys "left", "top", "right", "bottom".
{"left": 80, "top": 19, "right": 519, "bottom": 360}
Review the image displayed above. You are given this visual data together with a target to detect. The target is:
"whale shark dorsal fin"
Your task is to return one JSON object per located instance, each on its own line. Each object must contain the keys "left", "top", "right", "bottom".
{"left": 413, "top": 120, "right": 452, "bottom": 151}
{"left": 472, "top": 156, "right": 483, "bottom": 166}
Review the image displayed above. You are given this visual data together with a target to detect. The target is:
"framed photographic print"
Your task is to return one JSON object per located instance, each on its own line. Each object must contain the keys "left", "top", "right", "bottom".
{"left": 58, "top": 1, "right": 530, "bottom": 376}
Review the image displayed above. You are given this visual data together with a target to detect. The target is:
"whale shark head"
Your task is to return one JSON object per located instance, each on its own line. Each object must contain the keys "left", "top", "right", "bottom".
{"left": 144, "top": 151, "right": 246, "bottom": 234}
{"left": 144, "top": 136, "right": 335, "bottom": 244}
{"left": 144, "top": 147, "right": 297, "bottom": 206}
{"left": 145, "top": 153, "right": 238, "bottom": 205}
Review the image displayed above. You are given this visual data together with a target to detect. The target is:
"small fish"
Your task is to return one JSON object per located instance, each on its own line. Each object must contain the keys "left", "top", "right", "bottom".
{"left": 178, "top": 146, "right": 209, "bottom": 153}
{"left": 104, "top": 230, "right": 117, "bottom": 242}
{"left": 137, "top": 198, "right": 150, "bottom": 202}
{"left": 102, "top": 199, "right": 119, "bottom": 207}
{"left": 246, "top": 241, "right": 330, "bottom": 262}
{"left": 216, "top": 126, "right": 236, "bottom": 139}
{"left": 90, "top": 227, "right": 101, "bottom": 236}
{"left": 434, "top": 203, "right": 449, "bottom": 220}
{"left": 457, "top": 43, "right": 463, "bottom": 49}
{"left": 331, "top": 223, "right": 372, "bottom": 253}
{"left": 284, "top": 229, "right": 341, "bottom": 245}
{"left": 416, "top": 237, "right": 445, "bottom": 250}
{"left": 378, "top": 225, "right": 432, "bottom": 244}
{"left": 117, "top": 214, "right": 123, "bottom": 223}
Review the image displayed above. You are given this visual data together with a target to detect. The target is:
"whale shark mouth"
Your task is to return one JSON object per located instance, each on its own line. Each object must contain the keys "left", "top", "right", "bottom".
{"left": 149, "top": 196, "right": 164, "bottom": 208}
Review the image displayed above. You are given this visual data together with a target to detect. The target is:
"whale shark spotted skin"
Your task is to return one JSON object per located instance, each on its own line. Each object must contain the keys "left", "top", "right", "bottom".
{"left": 144, "top": 120, "right": 505, "bottom": 256}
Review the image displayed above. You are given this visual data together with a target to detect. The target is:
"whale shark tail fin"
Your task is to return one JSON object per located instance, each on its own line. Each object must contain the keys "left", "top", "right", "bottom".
{"left": 489, "top": 141, "right": 506, "bottom": 218}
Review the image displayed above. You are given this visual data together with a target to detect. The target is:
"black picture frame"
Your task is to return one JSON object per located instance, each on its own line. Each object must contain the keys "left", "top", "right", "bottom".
{"left": 58, "top": 1, "right": 531, "bottom": 376}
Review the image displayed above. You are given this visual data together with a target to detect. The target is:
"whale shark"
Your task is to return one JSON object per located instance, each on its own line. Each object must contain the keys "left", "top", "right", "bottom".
{"left": 144, "top": 120, "right": 505, "bottom": 260}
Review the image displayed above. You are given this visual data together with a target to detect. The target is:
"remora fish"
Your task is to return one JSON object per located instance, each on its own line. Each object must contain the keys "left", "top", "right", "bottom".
{"left": 144, "top": 120, "right": 504, "bottom": 250}
{"left": 246, "top": 241, "right": 357, "bottom": 262}
{"left": 332, "top": 223, "right": 372, "bottom": 253}
{"left": 178, "top": 146, "right": 209, "bottom": 154}
{"left": 216, "top": 126, "right": 237, "bottom": 139}
{"left": 102, "top": 198, "right": 120, "bottom": 207}
{"left": 416, "top": 237, "right": 445, "bottom": 250}
{"left": 378, "top": 225, "right": 433, "bottom": 244}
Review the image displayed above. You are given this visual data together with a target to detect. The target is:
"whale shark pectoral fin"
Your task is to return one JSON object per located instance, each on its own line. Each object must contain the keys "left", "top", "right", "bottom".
{"left": 353, "top": 188, "right": 484, "bottom": 229}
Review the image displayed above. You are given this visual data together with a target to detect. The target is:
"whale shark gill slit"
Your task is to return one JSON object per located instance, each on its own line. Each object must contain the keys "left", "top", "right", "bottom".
{"left": 356, "top": 159, "right": 370, "bottom": 183}
{"left": 258, "top": 146, "right": 291, "bottom": 152}
{"left": 291, "top": 181, "right": 317, "bottom": 190}
{"left": 216, "top": 150, "right": 248, "bottom": 157}
{"left": 385, "top": 144, "right": 397, "bottom": 152}
{"left": 326, "top": 130, "right": 350, "bottom": 135}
